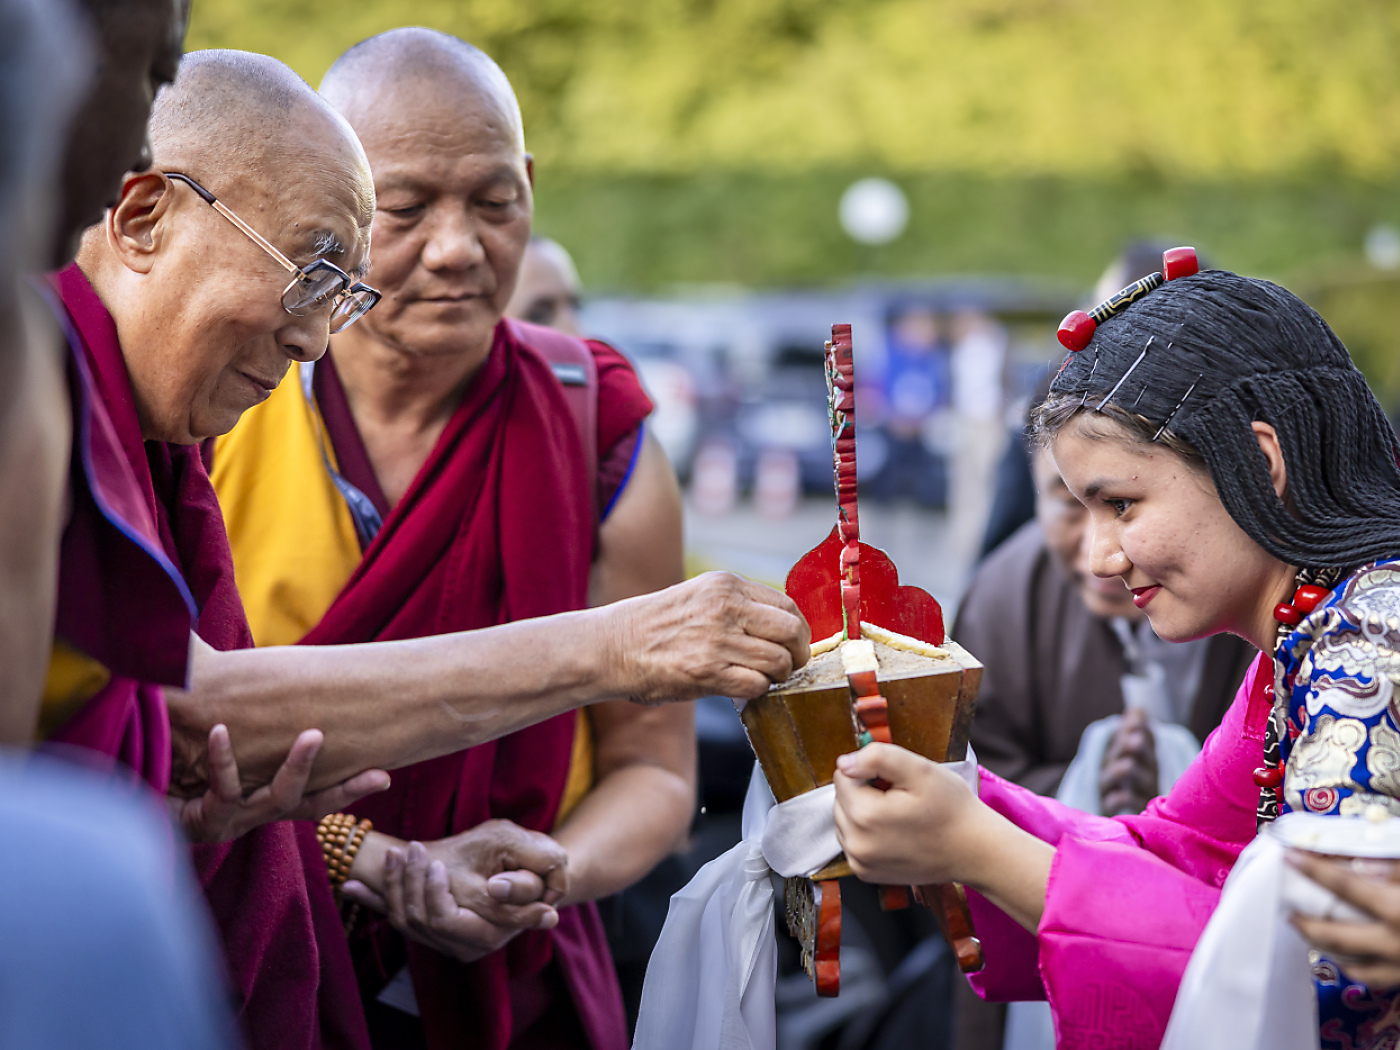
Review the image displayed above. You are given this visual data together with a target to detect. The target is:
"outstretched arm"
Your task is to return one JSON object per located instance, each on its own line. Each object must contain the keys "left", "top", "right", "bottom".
{"left": 556, "top": 431, "right": 696, "bottom": 903}
{"left": 166, "top": 569, "right": 806, "bottom": 796}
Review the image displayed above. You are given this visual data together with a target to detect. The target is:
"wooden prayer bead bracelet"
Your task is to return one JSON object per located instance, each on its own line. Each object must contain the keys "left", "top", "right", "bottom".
{"left": 316, "top": 812, "right": 373, "bottom": 887}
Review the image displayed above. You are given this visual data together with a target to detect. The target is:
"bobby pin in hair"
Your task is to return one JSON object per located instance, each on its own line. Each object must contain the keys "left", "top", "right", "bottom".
{"left": 1152, "top": 371, "right": 1202, "bottom": 441}
{"left": 1077, "top": 355, "right": 1099, "bottom": 409}
{"left": 1095, "top": 337, "right": 1153, "bottom": 413}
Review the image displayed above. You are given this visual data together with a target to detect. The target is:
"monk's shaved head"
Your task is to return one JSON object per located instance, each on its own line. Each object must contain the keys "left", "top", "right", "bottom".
{"left": 150, "top": 49, "right": 374, "bottom": 229}
{"left": 320, "top": 27, "right": 525, "bottom": 155}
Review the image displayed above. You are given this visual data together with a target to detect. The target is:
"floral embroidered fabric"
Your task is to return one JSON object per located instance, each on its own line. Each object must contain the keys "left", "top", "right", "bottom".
{"left": 1278, "top": 561, "right": 1400, "bottom": 1046}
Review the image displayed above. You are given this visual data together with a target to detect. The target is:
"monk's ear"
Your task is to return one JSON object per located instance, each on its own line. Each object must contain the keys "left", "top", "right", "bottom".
{"left": 105, "top": 171, "right": 176, "bottom": 274}
{"left": 524, "top": 154, "right": 534, "bottom": 189}
{"left": 1252, "top": 421, "right": 1288, "bottom": 501}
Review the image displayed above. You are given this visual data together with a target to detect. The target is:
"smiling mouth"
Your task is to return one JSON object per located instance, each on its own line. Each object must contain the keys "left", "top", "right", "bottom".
{"left": 240, "top": 371, "right": 280, "bottom": 396}
{"left": 418, "top": 293, "right": 481, "bottom": 303}
{"left": 1130, "top": 584, "right": 1162, "bottom": 609}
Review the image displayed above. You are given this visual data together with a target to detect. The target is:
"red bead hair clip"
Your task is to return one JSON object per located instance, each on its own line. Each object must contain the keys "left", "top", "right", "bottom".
{"left": 1057, "top": 246, "right": 1199, "bottom": 352}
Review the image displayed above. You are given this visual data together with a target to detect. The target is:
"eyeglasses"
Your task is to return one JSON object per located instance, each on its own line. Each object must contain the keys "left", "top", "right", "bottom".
{"left": 163, "top": 172, "right": 381, "bottom": 334}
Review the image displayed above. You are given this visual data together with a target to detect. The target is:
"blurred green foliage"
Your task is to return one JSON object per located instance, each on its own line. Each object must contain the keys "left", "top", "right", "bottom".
{"left": 189, "top": 0, "right": 1400, "bottom": 177}
{"left": 187, "top": 0, "right": 1400, "bottom": 405}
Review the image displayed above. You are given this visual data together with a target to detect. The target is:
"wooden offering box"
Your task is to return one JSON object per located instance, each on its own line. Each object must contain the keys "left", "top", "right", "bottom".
{"left": 743, "top": 637, "right": 982, "bottom": 849}
{"left": 740, "top": 633, "right": 984, "bottom": 992}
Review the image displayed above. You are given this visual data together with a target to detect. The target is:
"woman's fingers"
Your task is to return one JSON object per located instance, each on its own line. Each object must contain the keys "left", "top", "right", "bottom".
{"left": 834, "top": 742, "right": 925, "bottom": 789}
{"left": 1291, "top": 913, "right": 1400, "bottom": 973}
{"left": 1289, "top": 852, "right": 1400, "bottom": 926}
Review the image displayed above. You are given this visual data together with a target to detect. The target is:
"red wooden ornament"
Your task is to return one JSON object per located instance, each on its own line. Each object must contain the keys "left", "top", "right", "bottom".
{"left": 1292, "top": 585, "right": 1328, "bottom": 614}
{"left": 1162, "top": 246, "right": 1199, "bottom": 281}
{"left": 1057, "top": 309, "right": 1096, "bottom": 351}
{"left": 1274, "top": 603, "right": 1302, "bottom": 627}
{"left": 813, "top": 880, "right": 842, "bottom": 997}
{"left": 785, "top": 527, "right": 946, "bottom": 645}
{"left": 1252, "top": 765, "right": 1284, "bottom": 789}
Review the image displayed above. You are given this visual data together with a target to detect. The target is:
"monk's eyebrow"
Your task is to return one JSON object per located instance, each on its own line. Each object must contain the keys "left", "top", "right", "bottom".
{"left": 309, "top": 228, "right": 345, "bottom": 258}
{"left": 1081, "top": 480, "right": 1105, "bottom": 500}
{"left": 299, "top": 228, "right": 369, "bottom": 279}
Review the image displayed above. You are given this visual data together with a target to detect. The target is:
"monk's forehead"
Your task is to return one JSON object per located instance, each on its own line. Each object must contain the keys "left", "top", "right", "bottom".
{"left": 348, "top": 72, "right": 524, "bottom": 159}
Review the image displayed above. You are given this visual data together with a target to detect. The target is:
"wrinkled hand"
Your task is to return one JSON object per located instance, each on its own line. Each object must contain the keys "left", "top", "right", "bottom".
{"left": 1289, "top": 851, "right": 1400, "bottom": 991}
{"left": 607, "top": 571, "right": 810, "bottom": 704}
{"left": 169, "top": 724, "right": 390, "bottom": 844}
{"left": 342, "top": 820, "right": 569, "bottom": 963}
{"left": 1099, "top": 707, "right": 1159, "bottom": 817}
{"left": 833, "top": 743, "right": 980, "bottom": 887}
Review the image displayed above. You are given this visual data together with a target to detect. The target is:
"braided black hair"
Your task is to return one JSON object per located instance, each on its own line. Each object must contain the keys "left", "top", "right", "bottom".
{"left": 1032, "top": 270, "right": 1400, "bottom": 571}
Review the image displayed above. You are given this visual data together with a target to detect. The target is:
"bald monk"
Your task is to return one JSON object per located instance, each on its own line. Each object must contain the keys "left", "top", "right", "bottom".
{"left": 211, "top": 29, "right": 693, "bottom": 1048}
{"left": 506, "top": 236, "right": 583, "bottom": 335}
{"left": 52, "top": 48, "right": 805, "bottom": 1050}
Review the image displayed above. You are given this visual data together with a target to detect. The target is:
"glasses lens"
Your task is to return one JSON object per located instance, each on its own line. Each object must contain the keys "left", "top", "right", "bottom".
{"left": 329, "top": 290, "right": 377, "bottom": 333}
{"left": 283, "top": 267, "right": 348, "bottom": 315}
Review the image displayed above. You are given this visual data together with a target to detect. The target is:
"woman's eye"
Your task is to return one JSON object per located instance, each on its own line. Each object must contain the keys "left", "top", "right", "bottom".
{"left": 1105, "top": 498, "right": 1132, "bottom": 516}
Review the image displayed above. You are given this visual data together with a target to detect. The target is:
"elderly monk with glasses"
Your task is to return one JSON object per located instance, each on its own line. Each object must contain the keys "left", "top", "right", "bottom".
{"left": 46, "top": 48, "right": 807, "bottom": 1050}
{"left": 207, "top": 28, "right": 706, "bottom": 1049}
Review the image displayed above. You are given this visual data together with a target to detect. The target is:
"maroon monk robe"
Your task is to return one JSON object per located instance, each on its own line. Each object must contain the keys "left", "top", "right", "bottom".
{"left": 304, "top": 321, "right": 651, "bottom": 1050}
{"left": 42, "top": 269, "right": 198, "bottom": 791}
{"left": 50, "top": 264, "right": 371, "bottom": 1050}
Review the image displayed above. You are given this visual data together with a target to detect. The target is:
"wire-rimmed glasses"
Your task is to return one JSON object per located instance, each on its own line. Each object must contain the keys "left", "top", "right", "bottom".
{"left": 164, "top": 172, "right": 380, "bottom": 333}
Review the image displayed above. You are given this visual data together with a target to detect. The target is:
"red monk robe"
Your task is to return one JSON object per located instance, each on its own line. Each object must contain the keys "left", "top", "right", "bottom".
{"left": 212, "top": 319, "right": 653, "bottom": 1050}
{"left": 46, "top": 264, "right": 371, "bottom": 1050}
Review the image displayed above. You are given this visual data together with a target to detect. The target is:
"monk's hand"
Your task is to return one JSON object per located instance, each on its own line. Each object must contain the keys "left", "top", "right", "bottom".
{"left": 1288, "top": 851, "right": 1400, "bottom": 991}
{"left": 606, "top": 571, "right": 810, "bottom": 705}
{"left": 168, "top": 724, "right": 390, "bottom": 843}
{"left": 425, "top": 819, "right": 569, "bottom": 915}
{"left": 833, "top": 742, "right": 983, "bottom": 887}
{"left": 345, "top": 839, "right": 561, "bottom": 965}
{"left": 1099, "top": 707, "right": 1159, "bottom": 817}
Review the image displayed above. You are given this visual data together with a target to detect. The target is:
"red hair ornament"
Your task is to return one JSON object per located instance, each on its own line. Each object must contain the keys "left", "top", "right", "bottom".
{"left": 1057, "top": 246, "right": 1200, "bottom": 352}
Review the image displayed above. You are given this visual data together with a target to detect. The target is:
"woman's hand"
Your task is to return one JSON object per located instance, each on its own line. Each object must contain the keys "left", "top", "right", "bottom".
{"left": 833, "top": 742, "right": 982, "bottom": 887}
{"left": 342, "top": 821, "right": 569, "bottom": 963}
{"left": 170, "top": 724, "right": 391, "bottom": 843}
{"left": 833, "top": 742, "right": 1054, "bottom": 932}
{"left": 1288, "top": 851, "right": 1400, "bottom": 991}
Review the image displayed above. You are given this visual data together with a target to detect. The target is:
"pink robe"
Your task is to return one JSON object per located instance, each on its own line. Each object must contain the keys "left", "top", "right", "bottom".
{"left": 967, "top": 652, "right": 1271, "bottom": 1046}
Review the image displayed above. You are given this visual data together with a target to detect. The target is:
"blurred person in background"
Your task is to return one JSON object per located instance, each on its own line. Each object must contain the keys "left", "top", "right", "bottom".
{"left": 946, "top": 307, "right": 1007, "bottom": 572}
{"left": 950, "top": 373, "right": 1254, "bottom": 1050}
{"left": 506, "top": 234, "right": 583, "bottom": 335}
{"left": 0, "top": 0, "right": 236, "bottom": 1045}
{"left": 869, "top": 303, "right": 949, "bottom": 506}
